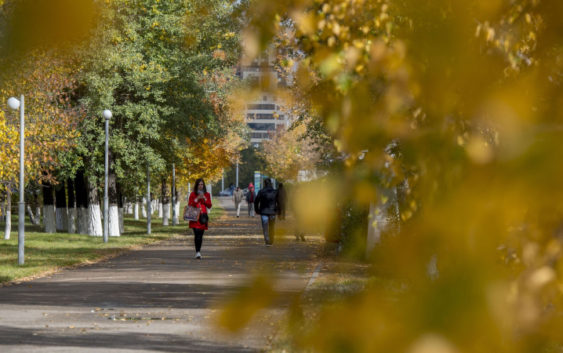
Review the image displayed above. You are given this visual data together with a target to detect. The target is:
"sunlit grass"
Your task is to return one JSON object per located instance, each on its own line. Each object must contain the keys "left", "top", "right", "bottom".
{"left": 0, "top": 201, "right": 224, "bottom": 284}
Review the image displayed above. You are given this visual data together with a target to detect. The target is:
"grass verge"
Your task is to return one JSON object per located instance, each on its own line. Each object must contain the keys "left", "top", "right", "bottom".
{"left": 0, "top": 201, "right": 224, "bottom": 285}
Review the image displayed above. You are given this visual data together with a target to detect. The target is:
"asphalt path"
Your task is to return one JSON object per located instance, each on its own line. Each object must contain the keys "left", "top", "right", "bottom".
{"left": 0, "top": 197, "right": 322, "bottom": 352}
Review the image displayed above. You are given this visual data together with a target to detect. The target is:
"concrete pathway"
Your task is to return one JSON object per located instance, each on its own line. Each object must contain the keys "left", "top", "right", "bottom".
{"left": 0, "top": 197, "right": 322, "bottom": 352}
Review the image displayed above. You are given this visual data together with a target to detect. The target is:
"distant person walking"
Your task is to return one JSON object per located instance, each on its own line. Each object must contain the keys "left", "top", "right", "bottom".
{"left": 233, "top": 186, "right": 244, "bottom": 218}
{"left": 254, "top": 178, "right": 279, "bottom": 246}
{"left": 188, "top": 178, "right": 212, "bottom": 259}
{"left": 246, "top": 183, "right": 256, "bottom": 217}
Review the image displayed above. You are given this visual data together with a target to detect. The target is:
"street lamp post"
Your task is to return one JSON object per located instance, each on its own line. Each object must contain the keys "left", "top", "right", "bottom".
{"left": 8, "top": 96, "right": 25, "bottom": 265}
{"left": 102, "top": 109, "right": 112, "bottom": 243}
{"left": 172, "top": 163, "right": 177, "bottom": 226}
{"left": 147, "top": 164, "right": 151, "bottom": 234}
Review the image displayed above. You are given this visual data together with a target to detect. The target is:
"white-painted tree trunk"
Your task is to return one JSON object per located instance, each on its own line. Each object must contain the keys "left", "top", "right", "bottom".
{"left": 43, "top": 205, "right": 56, "bottom": 234}
{"left": 173, "top": 200, "right": 180, "bottom": 225}
{"left": 68, "top": 208, "right": 77, "bottom": 233}
{"left": 152, "top": 199, "right": 158, "bottom": 214}
{"left": 134, "top": 202, "right": 139, "bottom": 220}
{"left": 77, "top": 208, "right": 88, "bottom": 234}
{"left": 108, "top": 205, "right": 120, "bottom": 237}
{"left": 162, "top": 203, "right": 170, "bottom": 226}
{"left": 127, "top": 203, "right": 133, "bottom": 215}
{"left": 158, "top": 202, "right": 163, "bottom": 218}
{"left": 4, "top": 199, "right": 11, "bottom": 240}
{"left": 118, "top": 207, "right": 124, "bottom": 234}
{"left": 27, "top": 205, "right": 38, "bottom": 225}
{"left": 56, "top": 207, "right": 68, "bottom": 232}
{"left": 35, "top": 206, "right": 41, "bottom": 225}
{"left": 87, "top": 203, "right": 103, "bottom": 236}
{"left": 141, "top": 197, "right": 147, "bottom": 218}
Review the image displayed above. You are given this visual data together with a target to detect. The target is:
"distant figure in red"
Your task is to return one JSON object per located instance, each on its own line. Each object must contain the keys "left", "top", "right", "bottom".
{"left": 246, "top": 183, "right": 256, "bottom": 217}
{"left": 188, "top": 178, "right": 212, "bottom": 259}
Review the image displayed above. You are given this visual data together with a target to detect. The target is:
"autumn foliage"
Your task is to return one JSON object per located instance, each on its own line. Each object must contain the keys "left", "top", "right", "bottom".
{"left": 221, "top": 0, "right": 563, "bottom": 352}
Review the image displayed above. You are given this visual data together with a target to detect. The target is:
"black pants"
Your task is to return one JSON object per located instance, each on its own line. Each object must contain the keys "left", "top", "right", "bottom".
{"left": 193, "top": 228, "right": 204, "bottom": 252}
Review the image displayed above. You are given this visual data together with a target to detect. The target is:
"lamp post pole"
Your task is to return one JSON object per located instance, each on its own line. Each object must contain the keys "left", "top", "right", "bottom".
{"left": 102, "top": 110, "right": 112, "bottom": 243}
{"left": 147, "top": 164, "right": 151, "bottom": 234}
{"left": 18, "top": 95, "right": 24, "bottom": 264}
{"left": 8, "top": 96, "right": 25, "bottom": 265}
{"left": 172, "top": 163, "right": 177, "bottom": 225}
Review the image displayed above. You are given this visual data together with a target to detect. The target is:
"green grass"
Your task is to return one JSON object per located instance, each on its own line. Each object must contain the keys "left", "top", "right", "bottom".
{"left": 0, "top": 201, "right": 225, "bottom": 284}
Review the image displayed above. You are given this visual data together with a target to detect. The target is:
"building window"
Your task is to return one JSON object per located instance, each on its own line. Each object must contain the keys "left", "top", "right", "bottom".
{"left": 247, "top": 103, "right": 276, "bottom": 110}
{"left": 251, "top": 132, "right": 272, "bottom": 139}
{"left": 248, "top": 123, "right": 276, "bottom": 131}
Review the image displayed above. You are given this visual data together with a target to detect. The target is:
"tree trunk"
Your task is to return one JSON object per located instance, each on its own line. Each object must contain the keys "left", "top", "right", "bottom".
{"left": 4, "top": 189, "right": 11, "bottom": 240}
{"left": 172, "top": 191, "right": 179, "bottom": 226}
{"left": 55, "top": 181, "right": 68, "bottom": 232}
{"left": 108, "top": 172, "right": 120, "bottom": 237}
{"left": 126, "top": 199, "right": 133, "bottom": 215}
{"left": 27, "top": 190, "right": 40, "bottom": 225}
{"left": 141, "top": 197, "right": 147, "bottom": 218}
{"left": 27, "top": 205, "right": 37, "bottom": 225}
{"left": 117, "top": 181, "right": 124, "bottom": 235}
{"left": 87, "top": 178, "right": 102, "bottom": 236}
{"left": 134, "top": 196, "right": 140, "bottom": 220}
{"left": 67, "top": 178, "right": 77, "bottom": 233}
{"left": 43, "top": 181, "right": 56, "bottom": 233}
{"left": 75, "top": 170, "right": 89, "bottom": 235}
{"left": 34, "top": 190, "right": 41, "bottom": 226}
{"left": 161, "top": 178, "right": 170, "bottom": 226}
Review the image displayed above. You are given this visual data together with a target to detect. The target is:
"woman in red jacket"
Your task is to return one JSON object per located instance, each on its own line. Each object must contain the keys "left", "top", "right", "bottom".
{"left": 188, "top": 178, "right": 212, "bottom": 259}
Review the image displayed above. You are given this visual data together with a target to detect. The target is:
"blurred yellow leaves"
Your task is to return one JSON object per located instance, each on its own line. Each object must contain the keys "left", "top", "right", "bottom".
{"left": 407, "top": 334, "right": 459, "bottom": 353}
{"left": 0, "top": 0, "right": 97, "bottom": 57}
{"left": 465, "top": 136, "right": 493, "bottom": 164}
{"left": 291, "top": 179, "right": 337, "bottom": 234}
{"left": 216, "top": 275, "right": 276, "bottom": 332}
{"left": 234, "top": 0, "right": 563, "bottom": 351}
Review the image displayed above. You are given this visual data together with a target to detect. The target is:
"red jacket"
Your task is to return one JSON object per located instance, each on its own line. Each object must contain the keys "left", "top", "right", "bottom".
{"left": 188, "top": 191, "right": 212, "bottom": 230}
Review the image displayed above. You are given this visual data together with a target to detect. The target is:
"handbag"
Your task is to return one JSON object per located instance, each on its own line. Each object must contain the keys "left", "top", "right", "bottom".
{"left": 199, "top": 212, "right": 209, "bottom": 226}
{"left": 183, "top": 205, "right": 201, "bottom": 221}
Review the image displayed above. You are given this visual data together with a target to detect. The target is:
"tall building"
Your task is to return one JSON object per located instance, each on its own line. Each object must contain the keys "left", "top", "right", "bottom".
{"left": 238, "top": 52, "right": 291, "bottom": 146}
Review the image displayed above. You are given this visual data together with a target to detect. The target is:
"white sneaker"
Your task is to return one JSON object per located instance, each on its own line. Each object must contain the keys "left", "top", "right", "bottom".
{"left": 195, "top": 252, "right": 202, "bottom": 259}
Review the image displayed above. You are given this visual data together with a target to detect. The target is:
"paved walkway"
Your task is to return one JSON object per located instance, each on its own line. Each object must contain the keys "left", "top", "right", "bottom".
{"left": 0, "top": 197, "right": 322, "bottom": 352}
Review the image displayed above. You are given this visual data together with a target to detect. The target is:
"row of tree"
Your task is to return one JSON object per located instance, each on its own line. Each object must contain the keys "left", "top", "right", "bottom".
{"left": 0, "top": 0, "right": 248, "bottom": 238}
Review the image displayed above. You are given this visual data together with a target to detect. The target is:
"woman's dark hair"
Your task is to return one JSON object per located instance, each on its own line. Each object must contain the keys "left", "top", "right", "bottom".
{"left": 263, "top": 178, "right": 272, "bottom": 188}
{"left": 194, "top": 178, "right": 207, "bottom": 193}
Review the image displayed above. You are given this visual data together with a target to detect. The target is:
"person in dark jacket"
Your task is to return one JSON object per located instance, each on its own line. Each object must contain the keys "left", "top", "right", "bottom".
{"left": 254, "top": 178, "right": 279, "bottom": 245}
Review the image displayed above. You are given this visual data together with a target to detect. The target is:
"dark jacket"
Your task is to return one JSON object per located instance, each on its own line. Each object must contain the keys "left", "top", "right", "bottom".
{"left": 254, "top": 186, "right": 279, "bottom": 216}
